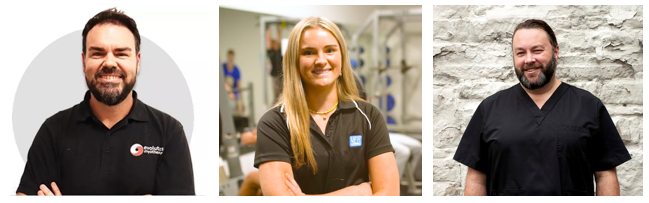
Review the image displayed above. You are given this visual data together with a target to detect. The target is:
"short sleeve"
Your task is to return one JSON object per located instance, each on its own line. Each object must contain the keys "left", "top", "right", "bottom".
{"left": 364, "top": 104, "right": 394, "bottom": 159}
{"left": 588, "top": 101, "right": 632, "bottom": 171}
{"left": 154, "top": 121, "right": 195, "bottom": 195}
{"left": 221, "top": 63, "right": 228, "bottom": 76}
{"left": 233, "top": 67, "right": 241, "bottom": 81}
{"left": 16, "top": 121, "right": 60, "bottom": 195}
{"left": 254, "top": 109, "right": 293, "bottom": 168}
{"left": 453, "top": 103, "right": 488, "bottom": 172}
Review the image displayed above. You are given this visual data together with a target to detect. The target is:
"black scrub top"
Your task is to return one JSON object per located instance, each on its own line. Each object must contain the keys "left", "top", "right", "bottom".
{"left": 17, "top": 91, "right": 195, "bottom": 195}
{"left": 254, "top": 100, "right": 394, "bottom": 194}
{"left": 454, "top": 83, "right": 631, "bottom": 196}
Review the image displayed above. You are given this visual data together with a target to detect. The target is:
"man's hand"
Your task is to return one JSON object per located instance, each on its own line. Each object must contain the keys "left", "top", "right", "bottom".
{"left": 37, "top": 182, "right": 62, "bottom": 196}
{"left": 285, "top": 173, "right": 305, "bottom": 196}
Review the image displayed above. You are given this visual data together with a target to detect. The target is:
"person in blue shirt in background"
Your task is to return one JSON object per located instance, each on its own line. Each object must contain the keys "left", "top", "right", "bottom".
{"left": 222, "top": 49, "right": 245, "bottom": 115}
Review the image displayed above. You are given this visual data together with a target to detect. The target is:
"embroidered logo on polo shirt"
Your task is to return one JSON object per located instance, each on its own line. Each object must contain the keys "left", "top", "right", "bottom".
{"left": 130, "top": 144, "right": 144, "bottom": 156}
{"left": 350, "top": 135, "right": 362, "bottom": 147}
{"left": 130, "top": 143, "right": 164, "bottom": 156}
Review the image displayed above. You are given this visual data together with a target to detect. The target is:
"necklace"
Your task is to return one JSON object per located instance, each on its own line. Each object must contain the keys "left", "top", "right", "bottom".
{"left": 309, "top": 101, "right": 338, "bottom": 120}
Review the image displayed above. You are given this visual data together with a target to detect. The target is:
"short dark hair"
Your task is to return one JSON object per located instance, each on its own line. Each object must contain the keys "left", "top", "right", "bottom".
{"left": 228, "top": 49, "right": 235, "bottom": 55}
{"left": 82, "top": 8, "right": 140, "bottom": 54}
{"left": 513, "top": 19, "right": 558, "bottom": 49}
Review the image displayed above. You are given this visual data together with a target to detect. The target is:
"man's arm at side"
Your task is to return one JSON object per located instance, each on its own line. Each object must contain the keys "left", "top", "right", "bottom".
{"left": 155, "top": 125, "right": 195, "bottom": 195}
{"left": 464, "top": 167, "right": 487, "bottom": 196}
{"left": 595, "top": 168, "right": 620, "bottom": 196}
{"left": 265, "top": 28, "right": 272, "bottom": 50}
{"left": 277, "top": 25, "right": 282, "bottom": 44}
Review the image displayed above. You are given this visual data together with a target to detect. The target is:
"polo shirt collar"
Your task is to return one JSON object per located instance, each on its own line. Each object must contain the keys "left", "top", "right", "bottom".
{"left": 279, "top": 99, "right": 359, "bottom": 114}
{"left": 77, "top": 90, "right": 149, "bottom": 122}
{"left": 337, "top": 100, "right": 357, "bottom": 110}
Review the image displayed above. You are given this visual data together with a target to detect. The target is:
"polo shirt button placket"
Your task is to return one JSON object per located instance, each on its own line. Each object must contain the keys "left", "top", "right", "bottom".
{"left": 327, "top": 115, "right": 334, "bottom": 137}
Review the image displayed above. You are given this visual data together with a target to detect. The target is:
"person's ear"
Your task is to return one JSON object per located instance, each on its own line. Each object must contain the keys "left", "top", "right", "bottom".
{"left": 554, "top": 45, "right": 559, "bottom": 60}
{"left": 81, "top": 52, "right": 86, "bottom": 72}
{"left": 136, "top": 52, "right": 141, "bottom": 75}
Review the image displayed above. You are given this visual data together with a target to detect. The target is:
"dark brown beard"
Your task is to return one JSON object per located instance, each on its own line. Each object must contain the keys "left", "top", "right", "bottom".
{"left": 86, "top": 66, "right": 135, "bottom": 106}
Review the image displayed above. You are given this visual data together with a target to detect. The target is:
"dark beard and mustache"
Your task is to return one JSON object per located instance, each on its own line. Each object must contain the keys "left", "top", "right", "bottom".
{"left": 86, "top": 66, "right": 135, "bottom": 106}
{"left": 515, "top": 53, "right": 557, "bottom": 90}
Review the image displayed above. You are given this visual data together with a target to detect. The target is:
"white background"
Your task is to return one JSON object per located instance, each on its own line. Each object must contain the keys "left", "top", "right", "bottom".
{"left": 0, "top": 0, "right": 646, "bottom": 202}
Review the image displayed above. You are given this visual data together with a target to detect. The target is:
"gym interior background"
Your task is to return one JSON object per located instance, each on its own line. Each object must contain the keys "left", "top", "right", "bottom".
{"left": 219, "top": 5, "right": 423, "bottom": 196}
{"left": 433, "top": 5, "right": 643, "bottom": 196}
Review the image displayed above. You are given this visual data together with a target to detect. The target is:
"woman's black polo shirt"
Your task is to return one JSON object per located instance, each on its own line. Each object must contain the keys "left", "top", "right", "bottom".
{"left": 16, "top": 91, "right": 195, "bottom": 195}
{"left": 254, "top": 100, "right": 394, "bottom": 194}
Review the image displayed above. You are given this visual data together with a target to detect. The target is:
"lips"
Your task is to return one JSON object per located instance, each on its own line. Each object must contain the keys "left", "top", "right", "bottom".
{"left": 99, "top": 75, "right": 122, "bottom": 79}
{"left": 312, "top": 68, "right": 331, "bottom": 75}
{"left": 96, "top": 74, "right": 124, "bottom": 83}
{"left": 525, "top": 68, "right": 539, "bottom": 74}
{"left": 522, "top": 64, "right": 542, "bottom": 73}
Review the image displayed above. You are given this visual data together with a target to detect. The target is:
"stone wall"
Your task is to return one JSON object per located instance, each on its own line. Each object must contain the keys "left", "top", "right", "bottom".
{"left": 432, "top": 5, "right": 643, "bottom": 196}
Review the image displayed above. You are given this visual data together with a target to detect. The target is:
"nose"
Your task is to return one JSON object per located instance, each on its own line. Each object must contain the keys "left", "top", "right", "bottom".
{"left": 524, "top": 53, "right": 535, "bottom": 64}
{"left": 314, "top": 51, "right": 327, "bottom": 67}
{"left": 103, "top": 52, "right": 118, "bottom": 68}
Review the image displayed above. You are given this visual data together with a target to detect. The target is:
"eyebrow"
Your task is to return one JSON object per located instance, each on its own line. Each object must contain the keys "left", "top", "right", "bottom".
{"left": 87, "top": 46, "right": 132, "bottom": 52}
{"left": 115, "top": 47, "right": 132, "bottom": 52}
{"left": 88, "top": 47, "right": 105, "bottom": 52}
{"left": 514, "top": 45, "right": 545, "bottom": 51}
{"left": 301, "top": 44, "right": 339, "bottom": 49}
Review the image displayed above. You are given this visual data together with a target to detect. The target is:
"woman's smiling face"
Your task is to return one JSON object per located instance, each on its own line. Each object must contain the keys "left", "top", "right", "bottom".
{"left": 298, "top": 27, "right": 342, "bottom": 90}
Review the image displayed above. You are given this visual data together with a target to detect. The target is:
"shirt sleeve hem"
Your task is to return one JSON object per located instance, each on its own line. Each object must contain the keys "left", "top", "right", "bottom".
{"left": 594, "top": 154, "right": 632, "bottom": 172}
{"left": 16, "top": 184, "right": 37, "bottom": 195}
{"left": 367, "top": 145, "right": 395, "bottom": 159}
{"left": 254, "top": 155, "right": 292, "bottom": 168}
{"left": 453, "top": 156, "right": 485, "bottom": 172}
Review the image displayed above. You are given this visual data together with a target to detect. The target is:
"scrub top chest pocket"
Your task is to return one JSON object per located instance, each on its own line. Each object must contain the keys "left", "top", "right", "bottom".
{"left": 557, "top": 124, "right": 592, "bottom": 160}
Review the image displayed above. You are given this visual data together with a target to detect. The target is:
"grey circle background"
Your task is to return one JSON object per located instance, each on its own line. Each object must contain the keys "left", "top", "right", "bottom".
{"left": 13, "top": 30, "right": 194, "bottom": 162}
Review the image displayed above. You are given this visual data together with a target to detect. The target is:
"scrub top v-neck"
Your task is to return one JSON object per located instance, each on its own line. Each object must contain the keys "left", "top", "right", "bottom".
{"left": 454, "top": 83, "right": 631, "bottom": 196}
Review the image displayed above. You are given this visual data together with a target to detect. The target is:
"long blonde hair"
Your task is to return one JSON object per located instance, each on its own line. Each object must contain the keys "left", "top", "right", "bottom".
{"left": 275, "top": 16, "right": 362, "bottom": 173}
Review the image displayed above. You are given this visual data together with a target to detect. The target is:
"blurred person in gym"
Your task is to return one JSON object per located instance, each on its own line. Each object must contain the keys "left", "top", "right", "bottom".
{"left": 223, "top": 49, "right": 246, "bottom": 116}
{"left": 267, "top": 24, "right": 284, "bottom": 103}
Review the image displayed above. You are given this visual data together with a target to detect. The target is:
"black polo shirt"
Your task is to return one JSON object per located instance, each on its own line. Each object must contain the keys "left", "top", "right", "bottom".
{"left": 254, "top": 100, "right": 394, "bottom": 194}
{"left": 17, "top": 91, "right": 195, "bottom": 195}
{"left": 453, "top": 83, "right": 631, "bottom": 195}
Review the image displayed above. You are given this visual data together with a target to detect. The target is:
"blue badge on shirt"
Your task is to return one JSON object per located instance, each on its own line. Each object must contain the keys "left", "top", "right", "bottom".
{"left": 350, "top": 135, "right": 362, "bottom": 147}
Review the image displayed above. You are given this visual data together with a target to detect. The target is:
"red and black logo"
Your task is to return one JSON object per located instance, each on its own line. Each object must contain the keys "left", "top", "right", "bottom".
{"left": 130, "top": 143, "right": 144, "bottom": 156}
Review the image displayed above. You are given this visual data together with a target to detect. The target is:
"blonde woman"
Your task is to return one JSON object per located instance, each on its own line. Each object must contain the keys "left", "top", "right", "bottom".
{"left": 253, "top": 16, "right": 399, "bottom": 196}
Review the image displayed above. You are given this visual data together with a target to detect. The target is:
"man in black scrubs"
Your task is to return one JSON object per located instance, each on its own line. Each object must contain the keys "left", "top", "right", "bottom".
{"left": 453, "top": 19, "right": 631, "bottom": 196}
{"left": 16, "top": 8, "right": 194, "bottom": 195}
